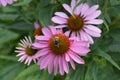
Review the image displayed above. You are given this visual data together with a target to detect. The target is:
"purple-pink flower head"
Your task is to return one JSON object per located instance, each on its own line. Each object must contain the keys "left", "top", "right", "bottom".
{"left": 32, "top": 26, "right": 90, "bottom": 75}
{"left": 0, "top": 0, "right": 17, "bottom": 7}
{"left": 52, "top": 0, "right": 103, "bottom": 44}
{"left": 15, "top": 36, "right": 40, "bottom": 66}
{"left": 34, "top": 22, "right": 43, "bottom": 36}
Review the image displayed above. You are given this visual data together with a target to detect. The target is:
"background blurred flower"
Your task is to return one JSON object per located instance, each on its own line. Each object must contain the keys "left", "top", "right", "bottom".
{"left": 52, "top": 0, "right": 103, "bottom": 44}
{"left": 15, "top": 36, "right": 39, "bottom": 66}
{"left": 33, "top": 26, "right": 90, "bottom": 75}
{"left": 0, "top": 0, "right": 17, "bottom": 7}
{"left": 34, "top": 22, "right": 43, "bottom": 36}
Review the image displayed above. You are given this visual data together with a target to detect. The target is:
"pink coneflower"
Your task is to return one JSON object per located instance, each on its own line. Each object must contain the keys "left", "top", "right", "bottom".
{"left": 15, "top": 36, "right": 40, "bottom": 66}
{"left": 34, "top": 22, "right": 43, "bottom": 36}
{"left": 52, "top": 0, "right": 103, "bottom": 44}
{"left": 33, "top": 26, "right": 90, "bottom": 75}
{"left": 0, "top": 0, "right": 17, "bottom": 7}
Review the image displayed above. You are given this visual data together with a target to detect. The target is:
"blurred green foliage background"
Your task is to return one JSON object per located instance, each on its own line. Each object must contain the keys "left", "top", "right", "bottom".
{"left": 0, "top": 0, "right": 120, "bottom": 80}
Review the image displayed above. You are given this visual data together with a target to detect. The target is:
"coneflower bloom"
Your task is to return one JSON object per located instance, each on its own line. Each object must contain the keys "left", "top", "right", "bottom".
{"left": 15, "top": 36, "right": 40, "bottom": 66}
{"left": 33, "top": 26, "right": 90, "bottom": 75}
{"left": 52, "top": 0, "right": 103, "bottom": 44}
{"left": 0, "top": 0, "right": 17, "bottom": 7}
{"left": 34, "top": 22, "right": 43, "bottom": 36}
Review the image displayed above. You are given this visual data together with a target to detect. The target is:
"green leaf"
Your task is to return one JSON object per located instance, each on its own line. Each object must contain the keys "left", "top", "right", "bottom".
{"left": 0, "top": 55, "right": 17, "bottom": 61}
{"left": 0, "top": 29, "right": 19, "bottom": 44}
{"left": 13, "top": 0, "right": 32, "bottom": 6}
{"left": 14, "top": 64, "right": 54, "bottom": 80}
{"left": 65, "top": 65, "right": 85, "bottom": 80}
{"left": 0, "top": 14, "right": 19, "bottom": 23}
{"left": 0, "top": 63, "right": 25, "bottom": 80}
{"left": 38, "top": 4, "right": 54, "bottom": 26}
{"left": 94, "top": 48, "right": 120, "bottom": 70}
{"left": 85, "top": 61, "right": 97, "bottom": 80}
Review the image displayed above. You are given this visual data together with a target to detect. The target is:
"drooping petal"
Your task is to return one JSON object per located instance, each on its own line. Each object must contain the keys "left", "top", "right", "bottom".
{"left": 62, "top": 56, "right": 69, "bottom": 73}
{"left": 59, "top": 56, "right": 64, "bottom": 75}
{"left": 54, "top": 56, "right": 59, "bottom": 75}
{"left": 48, "top": 54, "right": 55, "bottom": 73}
{"left": 34, "top": 48, "right": 49, "bottom": 58}
{"left": 70, "top": 59, "right": 75, "bottom": 70}
{"left": 80, "top": 30, "right": 94, "bottom": 44}
{"left": 70, "top": 42, "right": 90, "bottom": 56}
{"left": 40, "top": 53, "right": 52, "bottom": 69}
{"left": 84, "top": 25, "right": 101, "bottom": 33}
{"left": 68, "top": 50, "right": 85, "bottom": 64}
{"left": 84, "top": 28, "right": 101, "bottom": 37}
{"left": 35, "top": 36, "right": 49, "bottom": 41}
{"left": 32, "top": 42, "right": 48, "bottom": 49}
{"left": 65, "top": 53, "right": 70, "bottom": 62}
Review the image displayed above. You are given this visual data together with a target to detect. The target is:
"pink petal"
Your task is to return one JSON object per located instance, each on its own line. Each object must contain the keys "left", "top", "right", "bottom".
{"left": 6, "top": 0, "right": 13, "bottom": 4}
{"left": 35, "top": 36, "right": 49, "bottom": 41}
{"left": 54, "top": 56, "right": 59, "bottom": 75}
{"left": 0, "top": 0, "right": 7, "bottom": 6}
{"left": 85, "top": 19, "right": 103, "bottom": 25}
{"left": 34, "top": 48, "right": 49, "bottom": 58}
{"left": 70, "top": 43, "right": 90, "bottom": 56}
{"left": 65, "top": 53, "right": 70, "bottom": 62}
{"left": 80, "top": 30, "right": 94, "bottom": 44}
{"left": 49, "top": 26, "right": 57, "bottom": 35}
{"left": 84, "top": 5, "right": 99, "bottom": 17}
{"left": 55, "top": 12, "right": 68, "bottom": 19}
{"left": 42, "top": 28, "right": 52, "bottom": 37}
{"left": 72, "top": 40, "right": 89, "bottom": 47}
{"left": 55, "top": 25, "right": 67, "bottom": 28}
{"left": 62, "top": 56, "right": 69, "bottom": 73}
{"left": 32, "top": 42, "right": 48, "bottom": 49}
{"left": 48, "top": 54, "right": 55, "bottom": 73}
{"left": 59, "top": 56, "right": 64, "bottom": 75}
{"left": 16, "top": 52, "right": 25, "bottom": 57}
{"left": 85, "top": 33, "right": 94, "bottom": 44}
{"left": 81, "top": 3, "right": 89, "bottom": 16}
{"left": 85, "top": 10, "right": 101, "bottom": 20}
{"left": 71, "top": 0, "right": 76, "bottom": 9}
{"left": 18, "top": 55, "right": 27, "bottom": 62}
{"left": 52, "top": 16, "right": 67, "bottom": 24}
{"left": 25, "top": 57, "right": 30, "bottom": 65}
{"left": 16, "top": 47, "right": 25, "bottom": 50}
{"left": 62, "top": 4, "right": 72, "bottom": 15}
{"left": 64, "top": 31, "right": 70, "bottom": 37}
{"left": 84, "top": 25, "right": 101, "bottom": 33}
{"left": 74, "top": 3, "right": 83, "bottom": 15}
{"left": 84, "top": 28, "right": 101, "bottom": 37}
{"left": 40, "top": 54, "right": 52, "bottom": 69}
{"left": 68, "top": 50, "right": 85, "bottom": 64}
{"left": 27, "top": 58, "right": 32, "bottom": 66}
{"left": 71, "top": 32, "right": 76, "bottom": 37}
{"left": 70, "top": 59, "right": 75, "bottom": 70}
{"left": 34, "top": 22, "right": 40, "bottom": 29}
